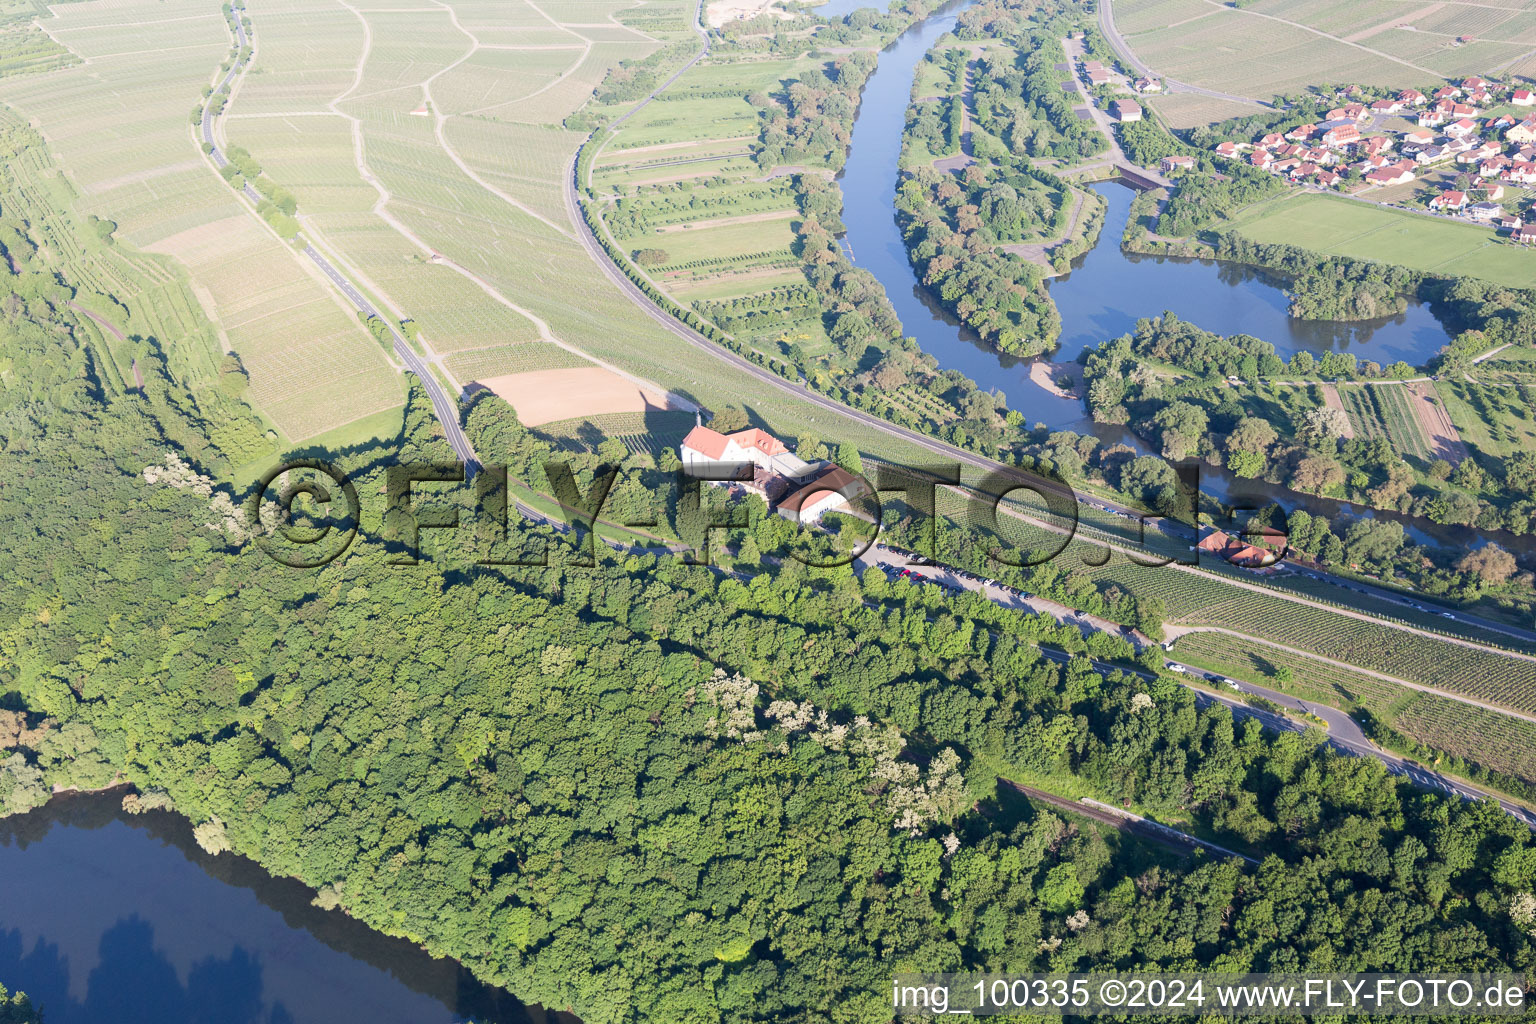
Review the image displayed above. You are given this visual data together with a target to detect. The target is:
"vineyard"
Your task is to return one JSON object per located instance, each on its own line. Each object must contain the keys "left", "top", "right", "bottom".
{"left": 1168, "top": 630, "right": 1412, "bottom": 713}
{"left": 1392, "top": 692, "right": 1536, "bottom": 789}
{"left": 1339, "top": 385, "right": 1431, "bottom": 460}
{"left": 1179, "top": 592, "right": 1536, "bottom": 713}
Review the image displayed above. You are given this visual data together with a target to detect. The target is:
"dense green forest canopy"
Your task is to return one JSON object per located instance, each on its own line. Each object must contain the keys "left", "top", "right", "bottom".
{"left": 1, "top": 191, "right": 1536, "bottom": 1024}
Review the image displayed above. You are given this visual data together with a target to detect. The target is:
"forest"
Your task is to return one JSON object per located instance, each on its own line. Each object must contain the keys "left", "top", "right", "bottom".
{"left": 896, "top": 162, "right": 1063, "bottom": 356}
{"left": 3, "top": 162, "right": 1536, "bottom": 1024}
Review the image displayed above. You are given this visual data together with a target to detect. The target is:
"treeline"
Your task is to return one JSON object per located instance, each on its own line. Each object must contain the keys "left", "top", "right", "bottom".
{"left": 1080, "top": 315, "right": 1536, "bottom": 582}
{"left": 897, "top": 163, "right": 1062, "bottom": 355}
{"left": 1157, "top": 161, "right": 1286, "bottom": 236}
{"left": 966, "top": 34, "right": 1106, "bottom": 162}
{"left": 756, "top": 52, "right": 876, "bottom": 170}
{"left": 6, "top": 168, "right": 1536, "bottom": 1024}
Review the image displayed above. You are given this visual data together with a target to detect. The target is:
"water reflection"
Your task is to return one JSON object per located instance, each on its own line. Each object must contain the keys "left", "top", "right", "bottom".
{"left": 0, "top": 792, "right": 574, "bottom": 1024}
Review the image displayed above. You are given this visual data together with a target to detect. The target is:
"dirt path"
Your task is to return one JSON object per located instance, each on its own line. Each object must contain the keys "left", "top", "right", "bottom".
{"left": 1000, "top": 186, "right": 1087, "bottom": 272}
{"left": 1344, "top": 2, "right": 1443, "bottom": 43}
{"left": 1321, "top": 382, "right": 1357, "bottom": 439}
{"left": 1405, "top": 380, "right": 1469, "bottom": 464}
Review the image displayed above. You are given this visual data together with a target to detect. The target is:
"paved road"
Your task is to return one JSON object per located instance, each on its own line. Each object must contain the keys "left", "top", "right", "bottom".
{"left": 859, "top": 546, "right": 1536, "bottom": 829}
{"left": 1061, "top": 35, "right": 1172, "bottom": 188}
{"left": 559, "top": 9, "right": 1536, "bottom": 669}
{"left": 200, "top": 8, "right": 477, "bottom": 470}
{"left": 1097, "top": 0, "right": 1269, "bottom": 109}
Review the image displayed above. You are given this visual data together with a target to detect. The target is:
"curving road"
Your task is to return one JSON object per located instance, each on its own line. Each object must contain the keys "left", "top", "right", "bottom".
{"left": 199, "top": 7, "right": 477, "bottom": 470}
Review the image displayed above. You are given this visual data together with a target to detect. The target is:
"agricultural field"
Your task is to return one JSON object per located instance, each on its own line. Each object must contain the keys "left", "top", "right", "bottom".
{"left": 1108, "top": 0, "right": 1440, "bottom": 105}
{"left": 449, "top": 342, "right": 595, "bottom": 383}
{"left": 1221, "top": 193, "right": 1536, "bottom": 289}
{"left": 1392, "top": 692, "right": 1536, "bottom": 788}
{"left": 1440, "top": 379, "right": 1536, "bottom": 460}
{"left": 1173, "top": 631, "right": 1536, "bottom": 789}
{"left": 1337, "top": 384, "right": 1432, "bottom": 461}
{"left": 1169, "top": 629, "right": 1409, "bottom": 714}
{"left": 536, "top": 409, "right": 697, "bottom": 456}
{"left": 1110, "top": 0, "right": 1536, "bottom": 112}
{"left": 1148, "top": 93, "right": 1267, "bottom": 131}
{"left": 474, "top": 366, "right": 675, "bottom": 427}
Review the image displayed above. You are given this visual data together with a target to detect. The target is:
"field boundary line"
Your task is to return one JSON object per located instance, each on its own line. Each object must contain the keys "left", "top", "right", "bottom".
{"left": 1171, "top": 626, "right": 1536, "bottom": 726}
{"left": 1197, "top": 0, "right": 1443, "bottom": 77}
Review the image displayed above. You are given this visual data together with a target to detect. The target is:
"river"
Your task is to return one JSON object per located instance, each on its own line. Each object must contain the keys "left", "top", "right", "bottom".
{"left": 0, "top": 791, "right": 574, "bottom": 1024}
{"left": 834, "top": 3, "right": 1457, "bottom": 432}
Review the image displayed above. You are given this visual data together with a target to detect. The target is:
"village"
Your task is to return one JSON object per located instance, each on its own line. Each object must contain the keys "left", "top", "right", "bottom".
{"left": 1193, "top": 76, "right": 1536, "bottom": 240}
{"left": 1069, "top": 47, "right": 1536, "bottom": 240}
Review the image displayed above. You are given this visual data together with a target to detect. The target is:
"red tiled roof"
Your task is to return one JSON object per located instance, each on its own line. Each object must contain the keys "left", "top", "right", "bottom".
{"left": 729, "top": 427, "right": 787, "bottom": 457}
{"left": 778, "top": 467, "right": 866, "bottom": 514}
{"left": 682, "top": 425, "right": 729, "bottom": 459}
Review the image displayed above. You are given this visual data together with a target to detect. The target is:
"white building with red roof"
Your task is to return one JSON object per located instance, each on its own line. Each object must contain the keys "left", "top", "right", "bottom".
{"left": 1514, "top": 89, "right": 1535, "bottom": 107}
{"left": 681, "top": 424, "right": 816, "bottom": 480}
{"left": 1365, "top": 161, "right": 1416, "bottom": 185}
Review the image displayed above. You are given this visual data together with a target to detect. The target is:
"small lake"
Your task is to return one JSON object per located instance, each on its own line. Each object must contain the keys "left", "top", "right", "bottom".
{"left": 0, "top": 792, "right": 573, "bottom": 1024}
{"left": 835, "top": 5, "right": 1458, "bottom": 431}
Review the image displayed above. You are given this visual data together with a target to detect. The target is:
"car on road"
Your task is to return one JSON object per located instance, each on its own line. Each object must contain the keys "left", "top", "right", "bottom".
{"left": 1164, "top": 662, "right": 1187, "bottom": 674}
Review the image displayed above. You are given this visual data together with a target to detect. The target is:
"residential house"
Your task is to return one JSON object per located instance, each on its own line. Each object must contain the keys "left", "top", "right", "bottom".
{"left": 1214, "top": 141, "right": 1242, "bottom": 158}
{"left": 1321, "top": 123, "right": 1360, "bottom": 147}
{"left": 1413, "top": 144, "right": 1449, "bottom": 164}
{"left": 1270, "top": 157, "right": 1302, "bottom": 175}
{"left": 1316, "top": 169, "right": 1343, "bottom": 188}
{"left": 1429, "top": 190, "right": 1468, "bottom": 211}
{"left": 1487, "top": 114, "right": 1517, "bottom": 132}
{"left": 1496, "top": 213, "right": 1523, "bottom": 232}
{"left": 1457, "top": 140, "right": 1501, "bottom": 164}
{"left": 1433, "top": 85, "right": 1462, "bottom": 101}
{"left": 1462, "top": 76, "right": 1488, "bottom": 91}
{"left": 1446, "top": 117, "right": 1480, "bottom": 138}
{"left": 1286, "top": 123, "right": 1318, "bottom": 141}
{"left": 1365, "top": 162, "right": 1416, "bottom": 185}
{"left": 1416, "top": 109, "right": 1447, "bottom": 128}
{"left": 1160, "top": 154, "right": 1196, "bottom": 173}
{"left": 1250, "top": 150, "right": 1274, "bottom": 169}
{"left": 1399, "top": 88, "right": 1427, "bottom": 106}
{"left": 1087, "top": 68, "right": 1112, "bottom": 85}
{"left": 1111, "top": 99, "right": 1141, "bottom": 122}
{"left": 1134, "top": 77, "right": 1162, "bottom": 93}
{"left": 1370, "top": 98, "right": 1404, "bottom": 115}
{"left": 1507, "top": 118, "right": 1536, "bottom": 143}
{"left": 1467, "top": 201, "right": 1503, "bottom": 221}
{"left": 1291, "top": 161, "right": 1320, "bottom": 180}
{"left": 1514, "top": 89, "right": 1535, "bottom": 107}
{"left": 1507, "top": 161, "right": 1536, "bottom": 184}
{"left": 1258, "top": 132, "right": 1286, "bottom": 149}
{"left": 1480, "top": 156, "right": 1513, "bottom": 178}
{"left": 1361, "top": 135, "right": 1395, "bottom": 156}
{"left": 1518, "top": 222, "right": 1536, "bottom": 244}
{"left": 1483, "top": 182, "right": 1506, "bottom": 200}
